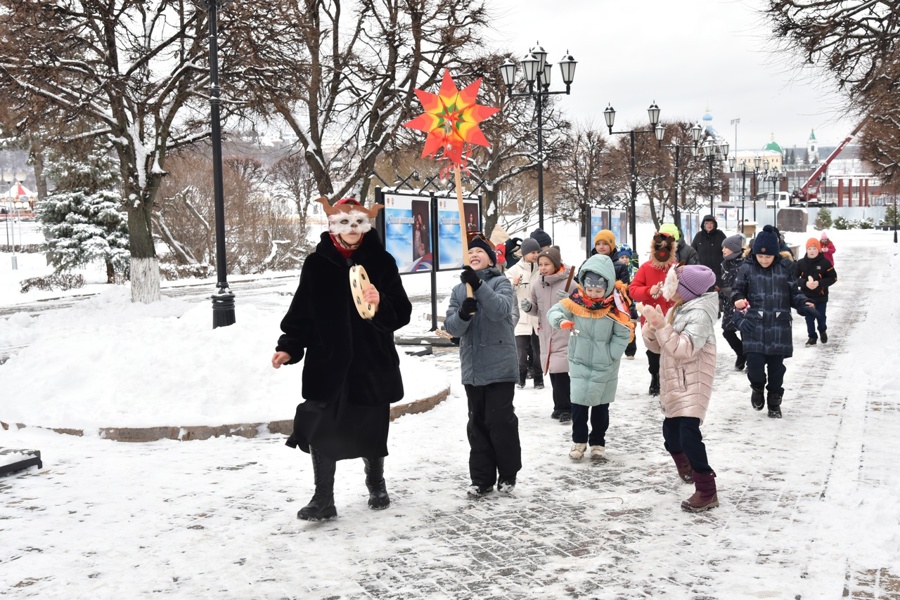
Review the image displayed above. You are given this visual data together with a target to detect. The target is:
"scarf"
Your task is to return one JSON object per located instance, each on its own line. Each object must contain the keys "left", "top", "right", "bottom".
{"left": 560, "top": 281, "right": 636, "bottom": 342}
{"left": 330, "top": 233, "right": 362, "bottom": 260}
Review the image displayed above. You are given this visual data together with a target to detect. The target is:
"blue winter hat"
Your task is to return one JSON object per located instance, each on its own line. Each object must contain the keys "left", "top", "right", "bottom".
{"left": 617, "top": 243, "right": 634, "bottom": 258}
{"left": 752, "top": 225, "right": 779, "bottom": 256}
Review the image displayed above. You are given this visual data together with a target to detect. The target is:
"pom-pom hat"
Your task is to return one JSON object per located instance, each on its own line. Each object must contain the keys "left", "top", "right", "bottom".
{"left": 530, "top": 228, "right": 553, "bottom": 248}
{"left": 752, "top": 225, "right": 779, "bottom": 256}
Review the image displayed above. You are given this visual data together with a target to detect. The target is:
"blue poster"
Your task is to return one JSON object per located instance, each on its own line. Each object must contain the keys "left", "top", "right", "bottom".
{"left": 436, "top": 198, "right": 479, "bottom": 270}
{"left": 590, "top": 208, "right": 604, "bottom": 247}
{"left": 384, "top": 193, "right": 433, "bottom": 272}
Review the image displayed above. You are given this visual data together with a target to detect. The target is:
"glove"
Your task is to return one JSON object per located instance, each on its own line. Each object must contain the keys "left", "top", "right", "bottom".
{"left": 458, "top": 297, "right": 478, "bottom": 321}
{"left": 460, "top": 266, "right": 482, "bottom": 291}
{"left": 520, "top": 298, "right": 533, "bottom": 312}
{"left": 799, "top": 304, "right": 821, "bottom": 319}
{"left": 737, "top": 318, "right": 756, "bottom": 335}
{"left": 555, "top": 289, "right": 569, "bottom": 300}
{"left": 560, "top": 320, "right": 575, "bottom": 330}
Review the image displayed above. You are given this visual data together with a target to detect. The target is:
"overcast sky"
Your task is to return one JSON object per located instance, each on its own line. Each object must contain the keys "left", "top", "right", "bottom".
{"left": 483, "top": 0, "right": 859, "bottom": 153}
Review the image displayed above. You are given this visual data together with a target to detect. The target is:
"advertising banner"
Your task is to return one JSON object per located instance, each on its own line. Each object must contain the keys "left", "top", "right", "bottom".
{"left": 383, "top": 193, "right": 433, "bottom": 272}
{"left": 437, "top": 198, "right": 480, "bottom": 270}
{"left": 589, "top": 207, "right": 608, "bottom": 247}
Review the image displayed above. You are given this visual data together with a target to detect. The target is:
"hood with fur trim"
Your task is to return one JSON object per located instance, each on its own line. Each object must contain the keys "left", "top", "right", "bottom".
{"left": 576, "top": 254, "right": 617, "bottom": 298}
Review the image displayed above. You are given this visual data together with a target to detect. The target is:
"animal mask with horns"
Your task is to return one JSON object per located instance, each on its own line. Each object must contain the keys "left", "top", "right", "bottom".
{"left": 317, "top": 197, "right": 384, "bottom": 235}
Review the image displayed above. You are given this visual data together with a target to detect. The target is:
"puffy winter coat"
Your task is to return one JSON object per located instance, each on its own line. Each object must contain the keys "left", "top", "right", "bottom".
{"left": 642, "top": 292, "right": 718, "bottom": 425}
{"left": 732, "top": 256, "right": 810, "bottom": 357}
{"left": 792, "top": 253, "right": 837, "bottom": 302}
{"left": 629, "top": 255, "right": 675, "bottom": 325}
{"left": 445, "top": 267, "right": 519, "bottom": 386}
{"left": 820, "top": 240, "right": 836, "bottom": 265}
{"left": 506, "top": 258, "right": 540, "bottom": 336}
{"left": 547, "top": 255, "right": 633, "bottom": 407}
{"left": 676, "top": 237, "right": 700, "bottom": 265}
{"left": 691, "top": 216, "right": 727, "bottom": 286}
{"left": 526, "top": 266, "right": 574, "bottom": 374}
{"left": 719, "top": 251, "right": 747, "bottom": 333}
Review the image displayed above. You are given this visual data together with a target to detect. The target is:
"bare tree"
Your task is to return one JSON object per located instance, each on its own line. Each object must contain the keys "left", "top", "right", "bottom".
{"left": 269, "top": 153, "right": 318, "bottom": 238}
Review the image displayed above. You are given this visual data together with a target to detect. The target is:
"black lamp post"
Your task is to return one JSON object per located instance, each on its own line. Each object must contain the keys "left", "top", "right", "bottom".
{"left": 766, "top": 166, "right": 786, "bottom": 228}
{"left": 604, "top": 102, "right": 663, "bottom": 253}
{"left": 894, "top": 195, "right": 898, "bottom": 244}
{"left": 500, "top": 44, "right": 577, "bottom": 231}
{"left": 701, "top": 137, "right": 729, "bottom": 217}
{"left": 752, "top": 155, "right": 762, "bottom": 221}
{"left": 729, "top": 157, "right": 749, "bottom": 235}
{"left": 204, "top": 0, "right": 235, "bottom": 328}
{"left": 658, "top": 123, "right": 704, "bottom": 236}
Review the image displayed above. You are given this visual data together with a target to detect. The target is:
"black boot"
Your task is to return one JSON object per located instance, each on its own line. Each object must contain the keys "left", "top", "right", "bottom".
{"left": 767, "top": 392, "right": 783, "bottom": 419}
{"left": 649, "top": 373, "right": 660, "bottom": 396}
{"left": 363, "top": 457, "right": 390, "bottom": 510}
{"left": 805, "top": 337, "right": 817, "bottom": 346}
{"left": 751, "top": 385, "right": 765, "bottom": 411}
{"left": 820, "top": 330, "right": 828, "bottom": 343}
{"left": 298, "top": 448, "right": 337, "bottom": 521}
{"left": 734, "top": 354, "right": 746, "bottom": 371}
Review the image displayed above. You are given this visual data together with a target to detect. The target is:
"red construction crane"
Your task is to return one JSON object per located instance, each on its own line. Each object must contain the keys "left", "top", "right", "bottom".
{"left": 796, "top": 120, "right": 867, "bottom": 205}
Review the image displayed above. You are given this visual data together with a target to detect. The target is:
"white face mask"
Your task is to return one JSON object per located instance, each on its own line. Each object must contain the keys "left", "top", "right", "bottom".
{"left": 328, "top": 210, "right": 372, "bottom": 235}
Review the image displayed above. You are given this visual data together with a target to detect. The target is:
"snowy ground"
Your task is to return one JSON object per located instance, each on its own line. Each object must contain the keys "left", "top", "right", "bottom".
{"left": 2, "top": 226, "right": 900, "bottom": 598}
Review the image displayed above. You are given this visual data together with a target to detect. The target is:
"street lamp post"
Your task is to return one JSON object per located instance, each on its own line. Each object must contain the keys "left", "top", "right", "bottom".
{"left": 603, "top": 102, "right": 663, "bottom": 252}
{"left": 701, "top": 137, "right": 729, "bottom": 217}
{"left": 894, "top": 195, "right": 898, "bottom": 244}
{"left": 204, "top": 0, "right": 235, "bottom": 329}
{"left": 752, "top": 155, "right": 762, "bottom": 221}
{"left": 767, "top": 167, "right": 787, "bottom": 228}
{"left": 500, "top": 44, "right": 577, "bottom": 230}
{"left": 658, "top": 123, "right": 704, "bottom": 235}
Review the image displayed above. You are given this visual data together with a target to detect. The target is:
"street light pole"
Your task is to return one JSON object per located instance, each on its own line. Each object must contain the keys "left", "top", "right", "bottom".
{"left": 701, "top": 137, "right": 729, "bottom": 217}
{"left": 604, "top": 102, "right": 662, "bottom": 253}
{"left": 658, "top": 123, "right": 703, "bottom": 236}
{"left": 752, "top": 155, "right": 762, "bottom": 221}
{"left": 500, "top": 45, "right": 577, "bottom": 231}
{"left": 205, "top": 0, "right": 235, "bottom": 329}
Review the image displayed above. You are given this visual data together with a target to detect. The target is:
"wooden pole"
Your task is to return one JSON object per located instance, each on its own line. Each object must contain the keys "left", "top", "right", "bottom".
{"left": 455, "top": 166, "right": 473, "bottom": 298}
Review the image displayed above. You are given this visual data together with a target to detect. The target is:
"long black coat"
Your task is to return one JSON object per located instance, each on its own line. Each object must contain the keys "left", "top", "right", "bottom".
{"left": 732, "top": 256, "right": 809, "bottom": 357}
{"left": 276, "top": 232, "right": 412, "bottom": 459}
{"left": 691, "top": 216, "right": 727, "bottom": 285}
{"left": 719, "top": 251, "right": 746, "bottom": 333}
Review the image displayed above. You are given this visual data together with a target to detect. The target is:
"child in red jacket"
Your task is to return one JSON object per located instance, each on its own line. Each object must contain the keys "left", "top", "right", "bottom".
{"left": 628, "top": 232, "right": 677, "bottom": 396}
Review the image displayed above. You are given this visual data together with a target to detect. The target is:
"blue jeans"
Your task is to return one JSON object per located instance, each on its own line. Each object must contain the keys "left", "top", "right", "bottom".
{"left": 805, "top": 300, "right": 828, "bottom": 339}
{"left": 570, "top": 403, "right": 609, "bottom": 446}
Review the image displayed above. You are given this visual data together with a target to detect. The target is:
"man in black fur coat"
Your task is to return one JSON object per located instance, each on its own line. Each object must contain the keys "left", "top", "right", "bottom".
{"left": 272, "top": 198, "right": 412, "bottom": 521}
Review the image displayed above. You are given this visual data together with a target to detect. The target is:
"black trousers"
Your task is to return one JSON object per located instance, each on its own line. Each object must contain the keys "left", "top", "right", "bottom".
{"left": 746, "top": 353, "right": 787, "bottom": 395}
{"left": 571, "top": 403, "right": 609, "bottom": 446}
{"left": 549, "top": 372, "right": 572, "bottom": 413}
{"left": 722, "top": 329, "right": 743, "bottom": 358}
{"left": 662, "top": 416, "right": 711, "bottom": 473}
{"left": 647, "top": 349, "right": 660, "bottom": 377}
{"left": 465, "top": 382, "right": 522, "bottom": 486}
{"left": 515, "top": 333, "right": 543, "bottom": 384}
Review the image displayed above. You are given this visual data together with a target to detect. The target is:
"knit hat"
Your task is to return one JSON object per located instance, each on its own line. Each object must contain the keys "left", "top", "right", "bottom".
{"left": 820, "top": 230, "right": 830, "bottom": 241}
{"left": 467, "top": 231, "right": 497, "bottom": 266}
{"left": 594, "top": 229, "right": 616, "bottom": 247}
{"left": 651, "top": 232, "right": 676, "bottom": 264}
{"left": 752, "top": 225, "right": 779, "bottom": 256}
{"left": 722, "top": 234, "right": 744, "bottom": 254}
{"left": 494, "top": 244, "right": 507, "bottom": 265}
{"left": 659, "top": 223, "right": 680, "bottom": 241}
{"left": 537, "top": 246, "right": 562, "bottom": 271}
{"left": 520, "top": 237, "right": 541, "bottom": 256}
{"left": 530, "top": 228, "right": 552, "bottom": 248}
{"left": 664, "top": 264, "right": 716, "bottom": 302}
{"left": 617, "top": 243, "right": 634, "bottom": 258}
{"left": 582, "top": 271, "right": 609, "bottom": 293}
{"left": 806, "top": 237, "right": 822, "bottom": 251}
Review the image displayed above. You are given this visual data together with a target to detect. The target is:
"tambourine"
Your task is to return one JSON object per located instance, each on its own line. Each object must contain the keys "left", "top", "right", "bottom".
{"left": 349, "top": 265, "right": 377, "bottom": 320}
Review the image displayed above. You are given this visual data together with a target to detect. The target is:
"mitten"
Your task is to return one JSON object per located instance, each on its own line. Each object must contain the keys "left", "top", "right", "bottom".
{"left": 641, "top": 304, "right": 665, "bottom": 329}
{"left": 520, "top": 298, "right": 533, "bottom": 313}
{"left": 799, "top": 304, "right": 820, "bottom": 319}
{"left": 460, "top": 266, "right": 482, "bottom": 291}
{"left": 458, "top": 297, "right": 478, "bottom": 321}
{"left": 560, "top": 320, "right": 575, "bottom": 330}
{"left": 555, "top": 289, "right": 569, "bottom": 300}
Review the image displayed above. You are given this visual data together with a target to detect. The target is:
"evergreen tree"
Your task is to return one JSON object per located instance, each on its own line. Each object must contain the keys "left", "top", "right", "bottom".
{"left": 815, "top": 207, "right": 833, "bottom": 230}
{"left": 36, "top": 148, "right": 129, "bottom": 283}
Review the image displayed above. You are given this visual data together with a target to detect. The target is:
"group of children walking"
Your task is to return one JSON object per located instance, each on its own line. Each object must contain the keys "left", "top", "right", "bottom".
{"left": 448, "top": 222, "right": 837, "bottom": 514}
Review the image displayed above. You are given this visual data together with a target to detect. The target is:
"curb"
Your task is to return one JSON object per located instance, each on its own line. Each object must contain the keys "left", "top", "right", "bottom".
{"left": 1, "top": 386, "right": 450, "bottom": 443}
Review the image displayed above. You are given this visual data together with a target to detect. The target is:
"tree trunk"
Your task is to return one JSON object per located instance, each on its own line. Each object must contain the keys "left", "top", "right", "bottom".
{"left": 126, "top": 203, "right": 160, "bottom": 303}
{"left": 106, "top": 259, "right": 115, "bottom": 284}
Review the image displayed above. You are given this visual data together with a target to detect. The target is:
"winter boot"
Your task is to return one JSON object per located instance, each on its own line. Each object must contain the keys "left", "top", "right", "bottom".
{"left": 681, "top": 470, "right": 719, "bottom": 513}
{"left": 467, "top": 483, "right": 494, "bottom": 497}
{"left": 734, "top": 354, "right": 747, "bottom": 371}
{"left": 297, "top": 448, "right": 337, "bottom": 521}
{"left": 805, "top": 337, "right": 817, "bottom": 346}
{"left": 649, "top": 373, "right": 660, "bottom": 397}
{"left": 534, "top": 380, "right": 545, "bottom": 390}
{"left": 820, "top": 330, "right": 828, "bottom": 344}
{"left": 516, "top": 373, "right": 526, "bottom": 389}
{"left": 497, "top": 478, "right": 516, "bottom": 494}
{"left": 669, "top": 451, "right": 694, "bottom": 483}
{"left": 589, "top": 445, "right": 606, "bottom": 460}
{"left": 363, "top": 456, "right": 390, "bottom": 510}
{"left": 569, "top": 443, "right": 587, "bottom": 461}
{"left": 557, "top": 411, "right": 571, "bottom": 423}
{"left": 750, "top": 385, "right": 765, "bottom": 411}
{"left": 767, "top": 392, "right": 783, "bottom": 419}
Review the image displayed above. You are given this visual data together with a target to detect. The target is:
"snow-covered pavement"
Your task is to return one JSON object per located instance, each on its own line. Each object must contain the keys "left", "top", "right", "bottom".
{"left": 1, "top": 229, "right": 899, "bottom": 599}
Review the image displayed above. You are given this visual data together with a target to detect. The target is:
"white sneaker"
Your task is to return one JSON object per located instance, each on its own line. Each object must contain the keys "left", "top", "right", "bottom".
{"left": 569, "top": 443, "right": 587, "bottom": 461}
{"left": 589, "top": 445, "right": 606, "bottom": 460}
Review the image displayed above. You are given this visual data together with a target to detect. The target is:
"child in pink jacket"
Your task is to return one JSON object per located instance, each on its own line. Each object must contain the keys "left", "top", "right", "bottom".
{"left": 640, "top": 264, "right": 719, "bottom": 513}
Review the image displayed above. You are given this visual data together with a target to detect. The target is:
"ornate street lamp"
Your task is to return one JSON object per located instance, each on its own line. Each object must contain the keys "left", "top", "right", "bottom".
{"left": 499, "top": 44, "right": 577, "bottom": 230}
{"left": 729, "top": 155, "right": 749, "bottom": 235}
{"left": 701, "top": 137, "right": 729, "bottom": 217}
{"left": 657, "top": 122, "right": 704, "bottom": 235}
{"left": 604, "top": 101, "right": 663, "bottom": 252}
{"left": 752, "top": 154, "right": 762, "bottom": 221}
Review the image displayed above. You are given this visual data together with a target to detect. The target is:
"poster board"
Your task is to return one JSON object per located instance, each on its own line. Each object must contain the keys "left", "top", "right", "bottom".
{"left": 383, "top": 193, "right": 434, "bottom": 272}
{"left": 436, "top": 197, "right": 480, "bottom": 270}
